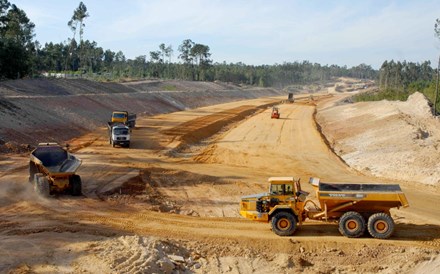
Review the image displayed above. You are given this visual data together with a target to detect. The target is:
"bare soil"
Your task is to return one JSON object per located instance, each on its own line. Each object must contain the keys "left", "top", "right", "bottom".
{"left": 0, "top": 78, "right": 439, "bottom": 273}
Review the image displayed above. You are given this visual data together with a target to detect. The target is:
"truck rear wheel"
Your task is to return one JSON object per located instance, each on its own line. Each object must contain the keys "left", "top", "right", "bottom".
{"left": 367, "top": 213, "right": 394, "bottom": 239}
{"left": 34, "top": 173, "right": 50, "bottom": 197}
{"left": 70, "top": 175, "right": 82, "bottom": 196}
{"left": 338, "top": 211, "right": 366, "bottom": 238}
{"left": 271, "top": 211, "right": 297, "bottom": 236}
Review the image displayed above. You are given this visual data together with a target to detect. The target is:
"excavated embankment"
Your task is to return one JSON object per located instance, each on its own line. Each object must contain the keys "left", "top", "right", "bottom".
{"left": 316, "top": 92, "right": 440, "bottom": 186}
{"left": 0, "top": 78, "right": 283, "bottom": 151}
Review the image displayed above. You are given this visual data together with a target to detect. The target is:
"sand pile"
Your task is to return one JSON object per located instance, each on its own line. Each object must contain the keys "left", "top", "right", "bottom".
{"left": 93, "top": 235, "right": 198, "bottom": 273}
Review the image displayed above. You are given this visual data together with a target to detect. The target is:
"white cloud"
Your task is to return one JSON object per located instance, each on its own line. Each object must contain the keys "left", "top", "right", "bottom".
{"left": 12, "top": 0, "right": 440, "bottom": 67}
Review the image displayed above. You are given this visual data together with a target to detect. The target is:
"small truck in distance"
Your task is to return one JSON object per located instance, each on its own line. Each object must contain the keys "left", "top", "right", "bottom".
{"left": 239, "top": 177, "right": 409, "bottom": 239}
{"left": 271, "top": 107, "right": 280, "bottom": 119}
{"left": 111, "top": 110, "right": 136, "bottom": 128}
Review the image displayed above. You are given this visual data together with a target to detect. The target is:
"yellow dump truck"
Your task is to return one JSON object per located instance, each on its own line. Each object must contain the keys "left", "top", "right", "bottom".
{"left": 240, "top": 177, "right": 409, "bottom": 239}
{"left": 29, "top": 143, "right": 82, "bottom": 197}
{"left": 111, "top": 110, "right": 136, "bottom": 128}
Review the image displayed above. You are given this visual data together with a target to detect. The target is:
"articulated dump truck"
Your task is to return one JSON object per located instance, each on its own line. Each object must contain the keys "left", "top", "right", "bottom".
{"left": 240, "top": 177, "right": 409, "bottom": 239}
{"left": 29, "top": 143, "right": 82, "bottom": 197}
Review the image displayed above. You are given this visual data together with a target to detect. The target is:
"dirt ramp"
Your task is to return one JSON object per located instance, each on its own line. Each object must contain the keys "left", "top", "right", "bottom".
{"left": 162, "top": 104, "right": 274, "bottom": 153}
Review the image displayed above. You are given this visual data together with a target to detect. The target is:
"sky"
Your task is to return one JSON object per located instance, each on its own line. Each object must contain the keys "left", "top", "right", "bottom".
{"left": 11, "top": 0, "right": 440, "bottom": 69}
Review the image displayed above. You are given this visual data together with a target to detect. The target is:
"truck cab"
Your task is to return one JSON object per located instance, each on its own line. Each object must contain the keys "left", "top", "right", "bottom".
{"left": 239, "top": 177, "right": 307, "bottom": 221}
{"left": 109, "top": 124, "right": 130, "bottom": 148}
{"left": 239, "top": 177, "right": 308, "bottom": 236}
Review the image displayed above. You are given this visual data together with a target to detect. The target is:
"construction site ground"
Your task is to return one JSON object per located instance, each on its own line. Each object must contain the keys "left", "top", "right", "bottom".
{"left": 0, "top": 78, "right": 439, "bottom": 273}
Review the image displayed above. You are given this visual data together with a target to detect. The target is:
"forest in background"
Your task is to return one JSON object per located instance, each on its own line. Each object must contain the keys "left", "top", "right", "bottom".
{"left": 0, "top": 0, "right": 376, "bottom": 87}
{"left": 1, "top": 0, "right": 439, "bottom": 108}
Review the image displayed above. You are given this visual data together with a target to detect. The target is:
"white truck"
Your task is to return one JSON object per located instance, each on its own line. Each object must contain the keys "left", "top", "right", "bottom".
{"left": 108, "top": 122, "right": 131, "bottom": 148}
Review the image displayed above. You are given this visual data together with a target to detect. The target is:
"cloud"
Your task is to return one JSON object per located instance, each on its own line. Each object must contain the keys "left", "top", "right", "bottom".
{"left": 12, "top": 0, "right": 440, "bottom": 67}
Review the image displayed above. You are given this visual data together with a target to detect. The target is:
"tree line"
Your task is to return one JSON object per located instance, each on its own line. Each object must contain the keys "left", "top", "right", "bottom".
{"left": 378, "top": 60, "right": 433, "bottom": 93}
{"left": 0, "top": 1, "right": 378, "bottom": 87}
{"left": 354, "top": 18, "right": 440, "bottom": 113}
{"left": 356, "top": 60, "right": 435, "bottom": 101}
{"left": 354, "top": 59, "right": 440, "bottom": 114}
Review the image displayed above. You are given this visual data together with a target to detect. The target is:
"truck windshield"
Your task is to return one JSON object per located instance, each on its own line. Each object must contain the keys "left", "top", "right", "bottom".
{"left": 270, "top": 184, "right": 294, "bottom": 195}
{"left": 114, "top": 128, "right": 128, "bottom": 135}
{"left": 113, "top": 113, "right": 126, "bottom": 118}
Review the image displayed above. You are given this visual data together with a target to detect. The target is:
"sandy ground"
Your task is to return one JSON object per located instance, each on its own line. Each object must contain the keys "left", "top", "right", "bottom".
{"left": 0, "top": 78, "right": 439, "bottom": 273}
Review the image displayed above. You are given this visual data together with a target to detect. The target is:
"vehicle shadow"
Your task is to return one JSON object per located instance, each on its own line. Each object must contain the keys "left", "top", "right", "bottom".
{"left": 392, "top": 223, "right": 440, "bottom": 243}
{"left": 294, "top": 223, "right": 440, "bottom": 243}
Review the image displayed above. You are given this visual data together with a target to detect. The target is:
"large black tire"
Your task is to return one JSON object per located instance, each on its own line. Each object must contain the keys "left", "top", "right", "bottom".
{"left": 367, "top": 213, "right": 395, "bottom": 239}
{"left": 70, "top": 175, "right": 82, "bottom": 196}
{"left": 271, "top": 211, "right": 297, "bottom": 236}
{"left": 34, "top": 174, "right": 50, "bottom": 197}
{"left": 338, "top": 211, "right": 366, "bottom": 238}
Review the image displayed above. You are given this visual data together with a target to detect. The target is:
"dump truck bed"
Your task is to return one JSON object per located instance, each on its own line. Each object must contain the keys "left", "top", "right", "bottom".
{"left": 30, "top": 145, "right": 81, "bottom": 176}
{"left": 311, "top": 179, "right": 409, "bottom": 215}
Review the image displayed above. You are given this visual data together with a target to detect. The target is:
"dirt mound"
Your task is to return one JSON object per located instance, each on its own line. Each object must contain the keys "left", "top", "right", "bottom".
{"left": 0, "top": 141, "right": 33, "bottom": 154}
{"left": 93, "top": 235, "right": 195, "bottom": 273}
{"left": 316, "top": 92, "right": 440, "bottom": 185}
{"left": 393, "top": 91, "right": 433, "bottom": 117}
{"left": 92, "top": 236, "right": 440, "bottom": 274}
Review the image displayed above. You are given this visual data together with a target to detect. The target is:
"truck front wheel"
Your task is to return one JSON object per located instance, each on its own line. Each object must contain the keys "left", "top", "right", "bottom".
{"left": 338, "top": 211, "right": 366, "bottom": 238}
{"left": 367, "top": 213, "right": 394, "bottom": 239}
{"left": 271, "top": 211, "right": 297, "bottom": 236}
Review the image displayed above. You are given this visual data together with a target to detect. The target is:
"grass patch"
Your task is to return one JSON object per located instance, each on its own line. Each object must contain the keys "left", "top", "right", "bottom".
{"left": 163, "top": 84, "right": 177, "bottom": 91}
{"left": 353, "top": 89, "right": 409, "bottom": 102}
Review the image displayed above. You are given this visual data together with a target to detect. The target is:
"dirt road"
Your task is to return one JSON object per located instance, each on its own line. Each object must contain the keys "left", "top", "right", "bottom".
{"left": 1, "top": 93, "right": 439, "bottom": 273}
